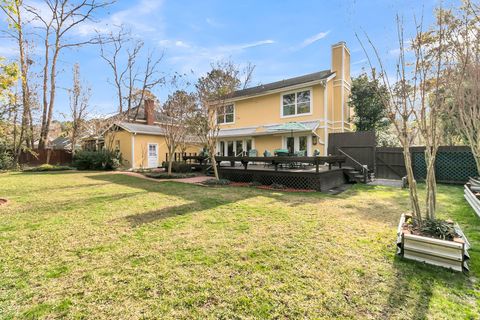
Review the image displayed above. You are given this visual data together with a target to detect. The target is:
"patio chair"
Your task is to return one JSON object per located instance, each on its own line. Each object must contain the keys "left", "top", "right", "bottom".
{"left": 263, "top": 150, "right": 273, "bottom": 167}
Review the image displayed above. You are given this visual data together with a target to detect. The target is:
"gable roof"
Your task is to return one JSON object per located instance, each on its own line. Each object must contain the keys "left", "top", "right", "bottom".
{"left": 231, "top": 70, "right": 334, "bottom": 100}
{"left": 116, "top": 122, "right": 166, "bottom": 135}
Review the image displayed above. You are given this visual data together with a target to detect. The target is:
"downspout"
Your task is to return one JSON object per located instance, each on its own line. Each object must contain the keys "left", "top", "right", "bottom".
{"left": 323, "top": 80, "right": 328, "bottom": 155}
{"left": 131, "top": 133, "right": 136, "bottom": 170}
{"left": 341, "top": 45, "right": 345, "bottom": 132}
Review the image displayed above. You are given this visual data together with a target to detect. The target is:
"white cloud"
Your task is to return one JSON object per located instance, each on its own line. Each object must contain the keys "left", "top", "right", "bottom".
{"left": 164, "top": 39, "right": 276, "bottom": 74}
{"left": 75, "top": 0, "right": 165, "bottom": 36}
{"left": 299, "top": 31, "right": 330, "bottom": 49}
{"left": 206, "top": 18, "right": 223, "bottom": 28}
{"left": 0, "top": 43, "right": 18, "bottom": 57}
{"left": 352, "top": 59, "right": 368, "bottom": 65}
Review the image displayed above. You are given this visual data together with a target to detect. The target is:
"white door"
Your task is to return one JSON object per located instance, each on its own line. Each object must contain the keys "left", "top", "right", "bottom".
{"left": 147, "top": 143, "right": 158, "bottom": 168}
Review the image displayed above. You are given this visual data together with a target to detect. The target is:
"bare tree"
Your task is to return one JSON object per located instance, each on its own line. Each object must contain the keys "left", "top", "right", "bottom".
{"left": 24, "top": 0, "right": 112, "bottom": 150}
{"left": 358, "top": 9, "right": 453, "bottom": 223}
{"left": 356, "top": 17, "right": 422, "bottom": 224}
{"left": 443, "top": 1, "right": 480, "bottom": 174}
{"left": 65, "top": 63, "right": 89, "bottom": 155}
{"left": 1, "top": 0, "right": 36, "bottom": 159}
{"left": 192, "top": 61, "right": 254, "bottom": 180}
{"left": 161, "top": 90, "right": 196, "bottom": 175}
{"left": 99, "top": 25, "right": 164, "bottom": 118}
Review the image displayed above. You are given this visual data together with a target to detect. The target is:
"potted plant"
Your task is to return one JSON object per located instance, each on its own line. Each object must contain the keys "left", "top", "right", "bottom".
{"left": 396, "top": 214, "right": 470, "bottom": 272}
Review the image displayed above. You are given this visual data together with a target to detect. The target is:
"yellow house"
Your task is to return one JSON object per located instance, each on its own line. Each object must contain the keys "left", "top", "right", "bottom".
{"left": 216, "top": 41, "right": 352, "bottom": 156}
{"left": 104, "top": 100, "right": 199, "bottom": 169}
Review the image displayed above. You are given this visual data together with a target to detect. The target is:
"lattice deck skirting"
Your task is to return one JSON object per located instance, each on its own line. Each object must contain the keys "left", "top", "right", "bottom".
{"left": 218, "top": 168, "right": 346, "bottom": 191}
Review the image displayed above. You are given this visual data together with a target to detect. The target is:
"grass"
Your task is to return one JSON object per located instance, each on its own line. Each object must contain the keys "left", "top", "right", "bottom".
{"left": 0, "top": 171, "right": 478, "bottom": 319}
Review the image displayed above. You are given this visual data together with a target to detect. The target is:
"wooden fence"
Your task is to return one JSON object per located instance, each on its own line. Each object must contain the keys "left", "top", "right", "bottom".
{"left": 18, "top": 149, "right": 73, "bottom": 166}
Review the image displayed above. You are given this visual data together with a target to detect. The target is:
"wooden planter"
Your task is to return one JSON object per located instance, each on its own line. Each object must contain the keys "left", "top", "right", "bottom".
{"left": 396, "top": 214, "right": 470, "bottom": 272}
{"left": 464, "top": 184, "right": 480, "bottom": 218}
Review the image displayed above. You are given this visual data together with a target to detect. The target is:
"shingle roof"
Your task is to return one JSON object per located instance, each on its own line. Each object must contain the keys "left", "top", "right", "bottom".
{"left": 117, "top": 122, "right": 166, "bottom": 135}
{"left": 232, "top": 70, "right": 334, "bottom": 99}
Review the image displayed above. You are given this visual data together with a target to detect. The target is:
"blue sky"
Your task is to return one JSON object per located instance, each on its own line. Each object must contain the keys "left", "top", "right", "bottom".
{"left": 0, "top": 0, "right": 439, "bottom": 119}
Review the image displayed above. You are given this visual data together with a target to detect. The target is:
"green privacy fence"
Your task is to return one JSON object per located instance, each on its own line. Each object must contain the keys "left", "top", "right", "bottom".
{"left": 411, "top": 146, "right": 479, "bottom": 184}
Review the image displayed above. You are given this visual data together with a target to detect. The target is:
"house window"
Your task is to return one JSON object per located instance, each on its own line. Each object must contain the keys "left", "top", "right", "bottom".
{"left": 281, "top": 90, "right": 311, "bottom": 117}
{"left": 217, "top": 104, "right": 234, "bottom": 124}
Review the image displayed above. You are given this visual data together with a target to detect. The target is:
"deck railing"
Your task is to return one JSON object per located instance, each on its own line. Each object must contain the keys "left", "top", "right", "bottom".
{"left": 215, "top": 155, "right": 346, "bottom": 172}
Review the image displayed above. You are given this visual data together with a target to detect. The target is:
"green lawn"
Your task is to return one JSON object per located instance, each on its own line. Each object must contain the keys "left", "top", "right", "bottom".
{"left": 0, "top": 172, "right": 479, "bottom": 319}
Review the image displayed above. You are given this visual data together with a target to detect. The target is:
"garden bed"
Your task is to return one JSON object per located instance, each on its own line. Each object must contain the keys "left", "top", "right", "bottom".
{"left": 464, "top": 179, "right": 480, "bottom": 218}
{"left": 396, "top": 214, "right": 470, "bottom": 272}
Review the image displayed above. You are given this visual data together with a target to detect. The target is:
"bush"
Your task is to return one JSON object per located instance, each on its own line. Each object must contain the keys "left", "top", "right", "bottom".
{"left": 73, "top": 150, "right": 122, "bottom": 171}
{"left": 0, "top": 141, "right": 13, "bottom": 170}
{"left": 161, "top": 161, "right": 192, "bottom": 173}
{"left": 23, "top": 164, "right": 74, "bottom": 172}
{"left": 145, "top": 172, "right": 197, "bottom": 179}
{"left": 202, "top": 178, "right": 230, "bottom": 186}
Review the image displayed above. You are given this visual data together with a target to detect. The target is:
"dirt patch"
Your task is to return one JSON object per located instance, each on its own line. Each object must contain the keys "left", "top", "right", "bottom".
{"left": 0, "top": 198, "right": 8, "bottom": 206}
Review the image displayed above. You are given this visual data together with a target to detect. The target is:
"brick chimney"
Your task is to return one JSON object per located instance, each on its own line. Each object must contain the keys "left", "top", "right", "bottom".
{"left": 144, "top": 99, "right": 155, "bottom": 125}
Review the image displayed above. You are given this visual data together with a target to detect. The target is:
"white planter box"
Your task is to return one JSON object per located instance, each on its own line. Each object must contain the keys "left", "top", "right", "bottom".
{"left": 464, "top": 184, "right": 480, "bottom": 218}
{"left": 396, "top": 214, "right": 470, "bottom": 272}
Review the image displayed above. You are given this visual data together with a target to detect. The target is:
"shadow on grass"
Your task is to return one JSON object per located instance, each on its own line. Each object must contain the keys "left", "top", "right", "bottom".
{"left": 380, "top": 255, "right": 472, "bottom": 319}
{"left": 88, "top": 173, "right": 344, "bottom": 227}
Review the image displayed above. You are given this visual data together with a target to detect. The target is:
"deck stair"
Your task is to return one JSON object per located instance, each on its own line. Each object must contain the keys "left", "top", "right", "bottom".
{"left": 344, "top": 167, "right": 375, "bottom": 184}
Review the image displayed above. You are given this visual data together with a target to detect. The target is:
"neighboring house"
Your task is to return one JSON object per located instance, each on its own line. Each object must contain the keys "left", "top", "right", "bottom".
{"left": 104, "top": 100, "right": 199, "bottom": 169}
{"left": 216, "top": 41, "right": 352, "bottom": 156}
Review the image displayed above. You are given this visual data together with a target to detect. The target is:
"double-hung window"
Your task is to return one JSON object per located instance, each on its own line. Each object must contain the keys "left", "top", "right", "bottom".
{"left": 217, "top": 104, "right": 234, "bottom": 124}
{"left": 281, "top": 89, "right": 311, "bottom": 117}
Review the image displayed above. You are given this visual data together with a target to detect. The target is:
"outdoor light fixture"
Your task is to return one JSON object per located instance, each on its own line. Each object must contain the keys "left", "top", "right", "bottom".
{"left": 312, "top": 135, "right": 317, "bottom": 145}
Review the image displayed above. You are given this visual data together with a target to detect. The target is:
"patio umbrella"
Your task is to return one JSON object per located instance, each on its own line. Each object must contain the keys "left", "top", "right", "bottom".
{"left": 267, "top": 121, "right": 309, "bottom": 138}
{"left": 267, "top": 122, "right": 309, "bottom": 154}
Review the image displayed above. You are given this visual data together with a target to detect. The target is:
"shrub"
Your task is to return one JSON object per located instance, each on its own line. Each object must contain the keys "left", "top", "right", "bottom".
{"left": 23, "top": 164, "right": 74, "bottom": 172}
{"left": 270, "top": 183, "right": 286, "bottom": 190}
{"left": 161, "top": 161, "right": 192, "bottom": 173}
{"left": 0, "top": 141, "right": 13, "bottom": 170}
{"left": 202, "top": 178, "right": 230, "bottom": 186}
{"left": 145, "top": 172, "right": 197, "bottom": 179}
{"left": 73, "top": 150, "right": 122, "bottom": 171}
{"left": 420, "top": 219, "right": 458, "bottom": 241}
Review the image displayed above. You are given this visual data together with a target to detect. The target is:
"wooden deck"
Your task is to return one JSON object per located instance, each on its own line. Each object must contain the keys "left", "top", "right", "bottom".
{"left": 217, "top": 163, "right": 348, "bottom": 192}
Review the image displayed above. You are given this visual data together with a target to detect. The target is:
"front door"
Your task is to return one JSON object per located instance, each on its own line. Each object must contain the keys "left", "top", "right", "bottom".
{"left": 147, "top": 143, "right": 158, "bottom": 168}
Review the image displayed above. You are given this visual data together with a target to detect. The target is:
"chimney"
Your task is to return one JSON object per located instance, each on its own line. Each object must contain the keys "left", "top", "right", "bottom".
{"left": 144, "top": 99, "right": 155, "bottom": 125}
{"left": 331, "top": 41, "right": 351, "bottom": 132}
{"left": 331, "top": 41, "right": 350, "bottom": 82}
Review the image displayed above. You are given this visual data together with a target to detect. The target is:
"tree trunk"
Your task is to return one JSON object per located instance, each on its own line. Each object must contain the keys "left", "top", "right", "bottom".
{"left": 38, "top": 36, "right": 50, "bottom": 150}
{"left": 211, "top": 155, "right": 219, "bottom": 180}
{"left": 424, "top": 149, "right": 437, "bottom": 220}
{"left": 403, "top": 144, "right": 422, "bottom": 225}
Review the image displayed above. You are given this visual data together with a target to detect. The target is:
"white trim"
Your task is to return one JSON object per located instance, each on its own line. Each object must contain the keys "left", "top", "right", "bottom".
{"left": 217, "top": 103, "right": 236, "bottom": 125}
{"left": 147, "top": 142, "right": 159, "bottom": 168}
{"left": 280, "top": 87, "right": 313, "bottom": 118}
{"left": 131, "top": 134, "right": 135, "bottom": 169}
{"left": 225, "top": 77, "right": 335, "bottom": 103}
